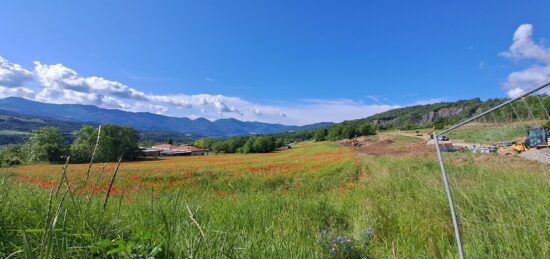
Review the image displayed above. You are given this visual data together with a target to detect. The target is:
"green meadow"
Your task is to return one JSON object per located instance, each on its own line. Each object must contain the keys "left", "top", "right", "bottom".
{"left": 1, "top": 140, "right": 549, "bottom": 258}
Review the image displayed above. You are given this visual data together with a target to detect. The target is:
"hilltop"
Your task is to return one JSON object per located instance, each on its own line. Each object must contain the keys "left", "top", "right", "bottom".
{"left": 348, "top": 96, "right": 550, "bottom": 130}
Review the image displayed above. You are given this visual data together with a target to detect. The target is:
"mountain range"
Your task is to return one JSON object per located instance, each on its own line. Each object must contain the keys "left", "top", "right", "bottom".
{"left": 3, "top": 96, "right": 547, "bottom": 146}
{"left": 0, "top": 97, "right": 331, "bottom": 139}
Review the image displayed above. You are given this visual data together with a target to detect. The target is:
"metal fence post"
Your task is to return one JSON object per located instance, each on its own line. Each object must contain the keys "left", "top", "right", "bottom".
{"left": 434, "top": 134, "right": 465, "bottom": 259}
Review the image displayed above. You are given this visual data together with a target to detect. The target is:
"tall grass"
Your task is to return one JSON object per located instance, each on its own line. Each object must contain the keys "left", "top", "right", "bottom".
{"left": 0, "top": 142, "right": 549, "bottom": 258}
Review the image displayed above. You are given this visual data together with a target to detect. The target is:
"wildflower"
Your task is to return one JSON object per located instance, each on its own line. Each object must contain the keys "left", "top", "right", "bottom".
{"left": 329, "top": 247, "right": 337, "bottom": 254}
{"left": 320, "top": 229, "right": 329, "bottom": 238}
{"left": 365, "top": 226, "right": 374, "bottom": 238}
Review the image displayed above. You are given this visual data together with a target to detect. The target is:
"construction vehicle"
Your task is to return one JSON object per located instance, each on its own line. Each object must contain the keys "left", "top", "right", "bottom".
{"left": 498, "top": 127, "right": 550, "bottom": 155}
{"left": 437, "top": 135, "right": 449, "bottom": 141}
{"left": 526, "top": 127, "right": 550, "bottom": 148}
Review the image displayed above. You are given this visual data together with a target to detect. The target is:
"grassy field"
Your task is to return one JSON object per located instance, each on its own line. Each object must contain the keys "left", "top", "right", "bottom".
{"left": 1, "top": 139, "right": 549, "bottom": 258}
{"left": 445, "top": 121, "right": 548, "bottom": 144}
{"left": 447, "top": 127, "right": 526, "bottom": 144}
{"left": 0, "top": 130, "right": 30, "bottom": 135}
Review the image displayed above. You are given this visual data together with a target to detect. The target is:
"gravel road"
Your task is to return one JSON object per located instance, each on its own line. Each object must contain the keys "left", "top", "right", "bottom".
{"left": 519, "top": 149, "right": 550, "bottom": 164}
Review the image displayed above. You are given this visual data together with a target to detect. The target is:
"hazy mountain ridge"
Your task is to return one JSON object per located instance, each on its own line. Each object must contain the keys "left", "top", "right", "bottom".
{"left": 0, "top": 97, "right": 332, "bottom": 138}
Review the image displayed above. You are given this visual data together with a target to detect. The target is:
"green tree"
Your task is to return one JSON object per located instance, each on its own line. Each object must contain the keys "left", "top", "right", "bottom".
{"left": 341, "top": 125, "right": 356, "bottom": 139}
{"left": 194, "top": 137, "right": 215, "bottom": 149}
{"left": 70, "top": 125, "right": 97, "bottom": 163}
{"left": 95, "top": 125, "right": 140, "bottom": 162}
{"left": 210, "top": 137, "right": 248, "bottom": 153}
{"left": 0, "top": 144, "right": 27, "bottom": 167}
{"left": 251, "top": 136, "right": 276, "bottom": 153}
{"left": 70, "top": 125, "right": 139, "bottom": 162}
{"left": 26, "top": 127, "right": 68, "bottom": 163}
{"left": 236, "top": 136, "right": 276, "bottom": 153}
{"left": 327, "top": 125, "right": 343, "bottom": 140}
{"left": 313, "top": 128, "right": 327, "bottom": 141}
{"left": 357, "top": 123, "right": 375, "bottom": 136}
{"left": 239, "top": 139, "right": 254, "bottom": 154}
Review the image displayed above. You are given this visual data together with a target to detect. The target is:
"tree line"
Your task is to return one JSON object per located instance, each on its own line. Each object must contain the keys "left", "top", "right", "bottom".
{"left": 0, "top": 120, "right": 379, "bottom": 166}
{"left": 0, "top": 125, "right": 139, "bottom": 167}
{"left": 194, "top": 136, "right": 281, "bottom": 154}
{"left": 194, "top": 121, "right": 376, "bottom": 153}
{"left": 313, "top": 121, "right": 376, "bottom": 141}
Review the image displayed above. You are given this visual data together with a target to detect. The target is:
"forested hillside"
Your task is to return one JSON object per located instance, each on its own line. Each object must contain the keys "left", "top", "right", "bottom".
{"left": 356, "top": 96, "right": 550, "bottom": 130}
{"left": 0, "top": 110, "right": 86, "bottom": 145}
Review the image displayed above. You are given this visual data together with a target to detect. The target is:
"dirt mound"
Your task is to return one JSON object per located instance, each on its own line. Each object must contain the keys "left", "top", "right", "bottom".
{"left": 379, "top": 139, "right": 394, "bottom": 145}
{"left": 352, "top": 138, "right": 432, "bottom": 157}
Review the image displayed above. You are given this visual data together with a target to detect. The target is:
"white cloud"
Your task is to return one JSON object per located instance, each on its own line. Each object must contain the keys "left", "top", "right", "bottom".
{"left": 254, "top": 108, "right": 262, "bottom": 115}
{"left": 33, "top": 62, "right": 148, "bottom": 104}
{"left": 502, "top": 65, "right": 550, "bottom": 96}
{"left": 0, "top": 55, "right": 398, "bottom": 125}
{"left": 275, "top": 99, "right": 399, "bottom": 125}
{"left": 500, "top": 24, "right": 550, "bottom": 63}
{"left": 0, "top": 56, "right": 34, "bottom": 88}
{"left": 414, "top": 98, "right": 448, "bottom": 105}
{"left": 501, "top": 24, "right": 550, "bottom": 96}
{"left": 0, "top": 86, "right": 35, "bottom": 99}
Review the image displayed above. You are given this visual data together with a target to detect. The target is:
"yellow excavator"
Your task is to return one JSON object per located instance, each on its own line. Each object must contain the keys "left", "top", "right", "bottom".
{"left": 499, "top": 127, "right": 550, "bottom": 155}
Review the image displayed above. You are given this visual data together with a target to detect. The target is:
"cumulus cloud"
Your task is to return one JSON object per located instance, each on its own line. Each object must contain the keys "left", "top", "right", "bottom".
{"left": 0, "top": 86, "right": 35, "bottom": 99}
{"left": 500, "top": 24, "right": 550, "bottom": 96}
{"left": 33, "top": 62, "right": 148, "bottom": 106}
{"left": 0, "top": 56, "right": 34, "bottom": 88}
{"left": 0, "top": 55, "right": 397, "bottom": 125}
{"left": 500, "top": 24, "right": 550, "bottom": 63}
{"left": 29, "top": 61, "right": 251, "bottom": 115}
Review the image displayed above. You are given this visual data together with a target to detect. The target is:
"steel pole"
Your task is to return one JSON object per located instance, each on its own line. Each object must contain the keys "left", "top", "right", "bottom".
{"left": 434, "top": 135, "right": 465, "bottom": 259}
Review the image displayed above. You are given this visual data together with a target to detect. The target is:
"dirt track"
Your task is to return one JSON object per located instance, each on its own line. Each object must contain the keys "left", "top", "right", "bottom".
{"left": 341, "top": 135, "right": 434, "bottom": 157}
{"left": 519, "top": 149, "right": 550, "bottom": 164}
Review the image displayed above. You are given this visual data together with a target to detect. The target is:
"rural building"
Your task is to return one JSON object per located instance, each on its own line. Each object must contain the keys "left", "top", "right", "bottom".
{"left": 148, "top": 144, "right": 208, "bottom": 156}
{"left": 139, "top": 147, "right": 162, "bottom": 157}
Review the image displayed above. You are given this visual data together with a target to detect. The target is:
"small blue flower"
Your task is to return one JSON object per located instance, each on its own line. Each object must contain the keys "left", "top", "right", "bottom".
{"left": 329, "top": 247, "right": 337, "bottom": 254}
{"left": 365, "top": 226, "right": 374, "bottom": 238}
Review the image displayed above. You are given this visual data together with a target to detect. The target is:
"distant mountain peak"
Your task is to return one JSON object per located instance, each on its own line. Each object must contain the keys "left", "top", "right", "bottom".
{"left": 0, "top": 97, "right": 330, "bottom": 136}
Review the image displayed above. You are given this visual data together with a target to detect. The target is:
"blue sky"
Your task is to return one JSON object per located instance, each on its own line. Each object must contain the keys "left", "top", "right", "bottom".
{"left": 1, "top": 1, "right": 550, "bottom": 125}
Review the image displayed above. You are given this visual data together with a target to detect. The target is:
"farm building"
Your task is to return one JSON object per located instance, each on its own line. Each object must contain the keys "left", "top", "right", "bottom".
{"left": 139, "top": 148, "right": 162, "bottom": 157}
{"left": 143, "top": 144, "right": 208, "bottom": 156}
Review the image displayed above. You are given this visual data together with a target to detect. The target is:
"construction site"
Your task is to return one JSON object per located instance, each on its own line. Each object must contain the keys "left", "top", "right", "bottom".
{"left": 343, "top": 123, "right": 550, "bottom": 164}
